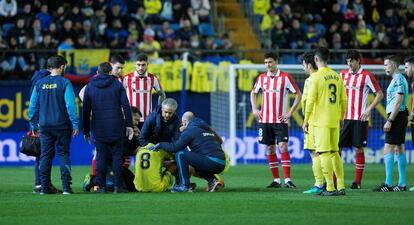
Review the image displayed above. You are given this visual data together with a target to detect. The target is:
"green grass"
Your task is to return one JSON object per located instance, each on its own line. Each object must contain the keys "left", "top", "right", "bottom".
{"left": 0, "top": 164, "right": 413, "bottom": 225}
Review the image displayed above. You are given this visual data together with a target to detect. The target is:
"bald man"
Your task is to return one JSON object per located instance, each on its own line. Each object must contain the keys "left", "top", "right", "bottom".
{"left": 150, "top": 112, "right": 228, "bottom": 192}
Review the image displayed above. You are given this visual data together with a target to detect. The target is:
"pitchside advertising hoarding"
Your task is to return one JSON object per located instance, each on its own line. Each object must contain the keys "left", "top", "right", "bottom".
{"left": 1, "top": 83, "right": 413, "bottom": 166}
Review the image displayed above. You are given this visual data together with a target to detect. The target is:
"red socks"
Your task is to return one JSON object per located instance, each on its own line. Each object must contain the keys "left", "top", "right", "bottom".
{"left": 91, "top": 159, "right": 96, "bottom": 176}
{"left": 267, "top": 153, "right": 280, "bottom": 179}
{"left": 355, "top": 152, "right": 365, "bottom": 184}
{"left": 281, "top": 151, "right": 291, "bottom": 180}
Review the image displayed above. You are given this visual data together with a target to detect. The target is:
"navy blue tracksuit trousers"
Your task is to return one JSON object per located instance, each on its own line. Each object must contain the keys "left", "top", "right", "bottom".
{"left": 175, "top": 150, "right": 225, "bottom": 186}
{"left": 95, "top": 139, "right": 123, "bottom": 190}
{"left": 39, "top": 128, "right": 72, "bottom": 192}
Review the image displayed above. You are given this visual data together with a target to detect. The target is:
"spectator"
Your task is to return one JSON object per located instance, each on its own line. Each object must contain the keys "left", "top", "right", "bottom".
{"left": 157, "top": 21, "right": 172, "bottom": 40}
{"left": 125, "top": 33, "right": 140, "bottom": 53}
{"left": 280, "top": 4, "right": 293, "bottom": 25}
{"left": 175, "top": 18, "right": 198, "bottom": 46}
{"left": 172, "top": 0, "right": 191, "bottom": 22}
{"left": 260, "top": 8, "right": 280, "bottom": 32}
{"left": 380, "top": 7, "right": 399, "bottom": 32}
{"left": 191, "top": 0, "right": 211, "bottom": 23}
{"left": 189, "top": 33, "right": 201, "bottom": 49}
{"left": 352, "top": 0, "right": 365, "bottom": 19}
{"left": 106, "top": 3, "right": 128, "bottom": 27}
{"left": 144, "top": 0, "right": 162, "bottom": 24}
{"left": 58, "top": 19, "right": 76, "bottom": 43}
{"left": 53, "top": 6, "right": 66, "bottom": 27}
{"left": 271, "top": 20, "right": 288, "bottom": 49}
{"left": 322, "top": 2, "right": 344, "bottom": 26}
{"left": 355, "top": 19, "right": 372, "bottom": 48}
{"left": 58, "top": 37, "right": 75, "bottom": 51}
{"left": 79, "top": 0, "right": 95, "bottom": 18}
{"left": 0, "top": 0, "right": 17, "bottom": 23}
{"left": 126, "top": 0, "right": 142, "bottom": 14}
{"left": 375, "top": 24, "right": 386, "bottom": 42}
{"left": 288, "top": 19, "right": 305, "bottom": 49}
{"left": 400, "top": 36, "right": 413, "bottom": 49}
{"left": 75, "top": 34, "right": 89, "bottom": 48}
{"left": 201, "top": 35, "right": 217, "bottom": 50}
{"left": 325, "top": 22, "right": 340, "bottom": 44}
{"left": 339, "top": 22, "right": 355, "bottom": 48}
{"left": 160, "top": 0, "right": 173, "bottom": 22}
{"left": 220, "top": 33, "right": 233, "bottom": 50}
{"left": 105, "top": 19, "right": 128, "bottom": 48}
{"left": 186, "top": 7, "right": 200, "bottom": 27}
{"left": 138, "top": 28, "right": 162, "bottom": 63}
{"left": 80, "top": 20, "right": 100, "bottom": 48}
{"left": 108, "top": 0, "right": 128, "bottom": 15}
{"left": 306, "top": 23, "right": 320, "bottom": 47}
{"left": 36, "top": 32, "right": 56, "bottom": 69}
{"left": 406, "top": 20, "right": 414, "bottom": 38}
{"left": 48, "top": 23, "right": 59, "bottom": 45}
{"left": 35, "top": 4, "right": 53, "bottom": 31}
{"left": 18, "top": 3, "right": 34, "bottom": 30}
{"left": 66, "top": 6, "right": 85, "bottom": 31}
{"left": 92, "top": 6, "right": 107, "bottom": 36}
{"left": 253, "top": 0, "right": 271, "bottom": 22}
{"left": 24, "top": 36, "right": 36, "bottom": 71}
{"left": 161, "top": 29, "right": 175, "bottom": 50}
{"left": 127, "top": 20, "right": 142, "bottom": 43}
{"left": 130, "top": 6, "right": 147, "bottom": 29}
{"left": 2, "top": 36, "right": 28, "bottom": 72}
{"left": 32, "top": 19, "right": 43, "bottom": 45}
{"left": 8, "top": 17, "right": 32, "bottom": 47}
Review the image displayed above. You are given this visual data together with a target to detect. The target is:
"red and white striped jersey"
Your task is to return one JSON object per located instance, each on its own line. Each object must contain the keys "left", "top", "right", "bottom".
{"left": 122, "top": 71, "right": 162, "bottom": 122}
{"left": 340, "top": 68, "right": 381, "bottom": 120}
{"left": 253, "top": 70, "right": 299, "bottom": 123}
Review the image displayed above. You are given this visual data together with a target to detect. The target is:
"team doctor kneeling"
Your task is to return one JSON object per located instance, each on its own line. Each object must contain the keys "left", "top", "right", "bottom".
{"left": 148, "top": 111, "right": 229, "bottom": 192}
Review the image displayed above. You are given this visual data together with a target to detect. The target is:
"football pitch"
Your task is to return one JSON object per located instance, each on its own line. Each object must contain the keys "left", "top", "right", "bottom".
{"left": 0, "top": 164, "right": 413, "bottom": 225}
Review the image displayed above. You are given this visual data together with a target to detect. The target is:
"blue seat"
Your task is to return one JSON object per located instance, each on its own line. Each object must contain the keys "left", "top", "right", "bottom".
{"left": 198, "top": 23, "right": 216, "bottom": 36}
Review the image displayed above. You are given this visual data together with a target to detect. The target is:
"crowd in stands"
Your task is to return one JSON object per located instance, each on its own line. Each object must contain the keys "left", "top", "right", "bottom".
{"left": 0, "top": 0, "right": 235, "bottom": 79}
{"left": 254, "top": 0, "right": 414, "bottom": 63}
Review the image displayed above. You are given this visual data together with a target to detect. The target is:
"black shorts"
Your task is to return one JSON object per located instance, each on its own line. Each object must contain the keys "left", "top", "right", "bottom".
{"left": 385, "top": 110, "right": 408, "bottom": 145}
{"left": 339, "top": 120, "right": 368, "bottom": 148}
{"left": 258, "top": 123, "right": 289, "bottom": 145}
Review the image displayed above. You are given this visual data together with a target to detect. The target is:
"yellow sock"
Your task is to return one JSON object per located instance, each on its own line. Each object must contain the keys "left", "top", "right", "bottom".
{"left": 319, "top": 152, "right": 334, "bottom": 191}
{"left": 332, "top": 151, "right": 345, "bottom": 190}
{"left": 312, "top": 155, "right": 324, "bottom": 187}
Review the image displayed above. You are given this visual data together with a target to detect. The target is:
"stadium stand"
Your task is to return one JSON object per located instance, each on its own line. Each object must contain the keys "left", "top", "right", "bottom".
{"left": 1, "top": 0, "right": 414, "bottom": 79}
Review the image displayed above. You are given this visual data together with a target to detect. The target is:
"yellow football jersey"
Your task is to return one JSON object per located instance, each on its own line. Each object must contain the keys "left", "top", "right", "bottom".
{"left": 134, "top": 146, "right": 173, "bottom": 192}
{"left": 302, "top": 75, "right": 316, "bottom": 125}
{"left": 304, "top": 67, "right": 347, "bottom": 128}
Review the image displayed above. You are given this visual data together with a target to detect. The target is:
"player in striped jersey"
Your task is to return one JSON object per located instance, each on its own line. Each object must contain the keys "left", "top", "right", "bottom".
{"left": 403, "top": 56, "right": 414, "bottom": 192}
{"left": 250, "top": 52, "right": 302, "bottom": 188}
{"left": 123, "top": 53, "right": 166, "bottom": 127}
{"left": 339, "top": 50, "right": 384, "bottom": 189}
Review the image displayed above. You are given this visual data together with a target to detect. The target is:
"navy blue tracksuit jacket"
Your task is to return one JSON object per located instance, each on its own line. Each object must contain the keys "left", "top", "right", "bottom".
{"left": 82, "top": 74, "right": 132, "bottom": 142}
{"left": 139, "top": 106, "right": 181, "bottom": 146}
{"left": 158, "top": 117, "right": 225, "bottom": 160}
